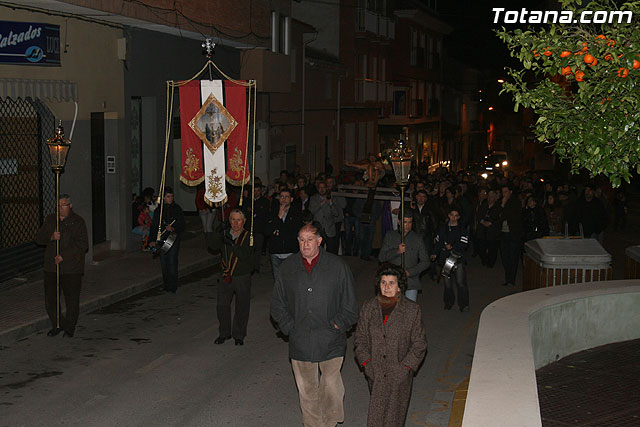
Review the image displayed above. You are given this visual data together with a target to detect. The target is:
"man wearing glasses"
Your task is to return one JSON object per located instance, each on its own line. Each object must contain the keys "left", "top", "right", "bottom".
{"left": 35, "top": 194, "right": 88, "bottom": 338}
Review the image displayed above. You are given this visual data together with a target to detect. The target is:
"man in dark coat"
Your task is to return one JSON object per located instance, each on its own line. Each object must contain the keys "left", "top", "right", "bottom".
{"left": 35, "top": 194, "right": 88, "bottom": 337}
{"left": 215, "top": 209, "right": 254, "bottom": 346}
{"left": 149, "top": 187, "right": 186, "bottom": 293}
{"left": 265, "top": 188, "right": 302, "bottom": 280}
{"left": 475, "top": 189, "right": 501, "bottom": 267}
{"left": 270, "top": 222, "right": 359, "bottom": 427}
{"left": 498, "top": 184, "right": 523, "bottom": 287}
{"left": 571, "top": 183, "right": 608, "bottom": 242}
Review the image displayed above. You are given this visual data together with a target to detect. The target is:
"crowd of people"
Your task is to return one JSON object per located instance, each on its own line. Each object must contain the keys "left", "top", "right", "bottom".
{"left": 121, "top": 161, "right": 626, "bottom": 427}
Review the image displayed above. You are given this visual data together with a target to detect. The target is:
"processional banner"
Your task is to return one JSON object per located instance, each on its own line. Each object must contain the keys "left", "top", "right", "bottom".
{"left": 179, "top": 79, "right": 248, "bottom": 206}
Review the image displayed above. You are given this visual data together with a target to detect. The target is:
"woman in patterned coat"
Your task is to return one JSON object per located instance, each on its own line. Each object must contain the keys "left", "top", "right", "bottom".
{"left": 354, "top": 263, "right": 428, "bottom": 427}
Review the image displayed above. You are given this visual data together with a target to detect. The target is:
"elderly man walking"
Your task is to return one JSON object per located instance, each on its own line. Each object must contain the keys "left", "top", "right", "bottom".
{"left": 270, "top": 222, "right": 359, "bottom": 427}
{"left": 35, "top": 194, "right": 88, "bottom": 338}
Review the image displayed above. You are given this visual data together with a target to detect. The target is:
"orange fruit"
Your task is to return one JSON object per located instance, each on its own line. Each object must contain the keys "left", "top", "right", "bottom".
{"left": 596, "top": 34, "right": 606, "bottom": 40}
{"left": 533, "top": 49, "right": 539, "bottom": 57}
{"left": 633, "top": 59, "right": 640, "bottom": 69}
{"left": 584, "top": 54, "right": 595, "bottom": 64}
{"left": 608, "top": 39, "right": 616, "bottom": 47}
{"left": 561, "top": 66, "right": 573, "bottom": 76}
{"left": 588, "top": 58, "right": 598, "bottom": 67}
{"left": 617, "top": 68, "right": 629, "bottom": 78}
{"left": 575, "top": 70, "right": 585, "bottom": 81}
{"left": 560, "top": 51, "right": 571, "bottom": 58}
{"left": 604, "top": 54, "right": 613, "bottom": 61}
{"left": 544, "top": 50, "right": 552, "bottom": 56}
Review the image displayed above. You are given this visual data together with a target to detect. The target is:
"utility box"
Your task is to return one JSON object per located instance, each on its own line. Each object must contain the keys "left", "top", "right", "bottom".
{"left": 625, "top": 245, "right": 640, "bottom": 279}
{"left": 523, "top": 238, "right": 612, "bottom": 290}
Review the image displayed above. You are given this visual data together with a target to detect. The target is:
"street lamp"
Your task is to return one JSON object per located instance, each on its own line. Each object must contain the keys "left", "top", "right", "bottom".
{"left": 388, "top": 138, "right": 413, "bottom": 270}
{"left": 47, "top": 122, "right": 71, "bottom": 329}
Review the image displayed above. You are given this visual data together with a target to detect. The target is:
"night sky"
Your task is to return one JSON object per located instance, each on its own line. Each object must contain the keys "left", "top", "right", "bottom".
{"left": 438, "top": 0, "right": 550, "bottom": 75}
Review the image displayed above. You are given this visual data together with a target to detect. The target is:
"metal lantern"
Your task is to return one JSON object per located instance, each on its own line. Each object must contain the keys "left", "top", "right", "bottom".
{"left": 388, "top": 139, "right": 414, "bottom": 270}
{"left": 47, "top": 122, "right": 71, "bottom": 172}
{"left": 389, "top": 139, "right": 413, "bottom": 185}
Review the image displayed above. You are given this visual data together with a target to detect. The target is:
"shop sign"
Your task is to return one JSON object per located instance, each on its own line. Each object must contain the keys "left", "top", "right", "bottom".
{"left": 0, "top": 20, "right": 60, "bottom": 66}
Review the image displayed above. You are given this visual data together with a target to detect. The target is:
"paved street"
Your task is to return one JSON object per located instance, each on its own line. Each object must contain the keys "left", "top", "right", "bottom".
{"left": 1, "top": 251, "right": 516, "bottom": 427}
{"left": 1, "top": 204, "right": 637, "bottom": 427}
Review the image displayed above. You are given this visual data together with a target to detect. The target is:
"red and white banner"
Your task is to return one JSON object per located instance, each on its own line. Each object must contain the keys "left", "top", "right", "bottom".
{"left": 179, "top": 79, "right": 248, "bottom": 206}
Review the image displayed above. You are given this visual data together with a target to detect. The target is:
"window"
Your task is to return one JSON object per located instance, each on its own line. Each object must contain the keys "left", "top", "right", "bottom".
{"left": 358, "top": 54, "right": 368, "bottom": 79}
{"left": 410, "top": 29, "right": 425, "bottom": 67}
{"left": 371, "top": 56, "right": 377, "bottom": 80}
{"left": 271, "top": 12, "right": 290, "bottom": 54}
{"left": 393, "top": 90, "right": 407, "bottom": 115}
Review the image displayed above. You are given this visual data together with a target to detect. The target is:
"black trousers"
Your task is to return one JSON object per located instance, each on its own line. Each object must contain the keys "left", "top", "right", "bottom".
{"left": 325, "top": 234, "right": 340, "bottom": 255}
{"left": 44, "top": 272, "right": 82, "bottom": 334}
{"left": 476, "top": 238, "right": 499, "bottom": 268}
{"left": 217, "top": 273, "right": 252, "bottom": 339}
{"left": 159, "top": 238, "right": 180, "bottom": 292}
{"left": 443, "top": 263, "right": 469, "bottom": 309}
{"left": 500, "top": 232, "right": 521, "bottom": 285}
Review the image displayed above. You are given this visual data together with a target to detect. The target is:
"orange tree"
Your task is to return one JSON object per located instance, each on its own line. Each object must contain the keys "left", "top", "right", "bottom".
{"left": 496, "top": 0, "right": 640, "bottom": 186}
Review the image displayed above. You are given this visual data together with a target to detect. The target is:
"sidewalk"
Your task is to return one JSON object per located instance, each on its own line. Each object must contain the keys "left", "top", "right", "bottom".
{"left": 0, "top": 222, "right": 216, "bottom": 346}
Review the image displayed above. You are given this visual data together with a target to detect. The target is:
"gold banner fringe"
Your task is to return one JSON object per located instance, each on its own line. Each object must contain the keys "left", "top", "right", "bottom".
{"left": 180, "top": 175, "right": 205, "bottom": 186}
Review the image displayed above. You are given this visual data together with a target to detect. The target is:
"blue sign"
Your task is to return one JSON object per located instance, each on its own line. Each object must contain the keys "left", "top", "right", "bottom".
{"left": 0, "top": 20, "right": 60, "bottom": 66}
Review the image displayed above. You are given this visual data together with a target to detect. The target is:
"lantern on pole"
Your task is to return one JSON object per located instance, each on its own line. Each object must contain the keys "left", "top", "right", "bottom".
{"left": 47, "top": 122, "right": 72, "bottom": 329}
{"left": 388, "top": 138, "right": 413, "bottom": 270}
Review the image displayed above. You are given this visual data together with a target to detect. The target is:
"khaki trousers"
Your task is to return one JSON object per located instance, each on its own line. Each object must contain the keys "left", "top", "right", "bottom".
{"left": 291, "top": 357, "right": 345, "bottom": 427}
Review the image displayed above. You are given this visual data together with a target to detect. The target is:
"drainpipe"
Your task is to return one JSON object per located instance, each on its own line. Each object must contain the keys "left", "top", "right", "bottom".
{"left": 302, "top": 32, "right": 317, "bottom": 173}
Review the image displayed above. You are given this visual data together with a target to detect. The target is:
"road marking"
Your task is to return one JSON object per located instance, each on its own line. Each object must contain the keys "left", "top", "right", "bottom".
{"left": 136, "top": 353, "right": 175, "bottom": 374}
{"left": 421, "top": 293, "right": 494, "bottom": 425}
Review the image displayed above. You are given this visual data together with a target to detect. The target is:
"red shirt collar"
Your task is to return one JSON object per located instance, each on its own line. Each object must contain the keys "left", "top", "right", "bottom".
{"left": 302, "top": 252, "right": 321, "bottom": 273}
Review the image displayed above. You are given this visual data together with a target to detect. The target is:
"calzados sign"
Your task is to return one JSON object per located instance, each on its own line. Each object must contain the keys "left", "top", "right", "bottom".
{"left": 0, "top": 20, "right": 60, "bottom": 66}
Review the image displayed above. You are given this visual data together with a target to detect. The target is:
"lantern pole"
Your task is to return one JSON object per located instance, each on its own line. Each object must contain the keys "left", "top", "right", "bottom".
{"left": 47, "top": 122, "right": 71, "bottom": 330}
{"left": 388, "top": 138, "right": 414, "bottom": 272}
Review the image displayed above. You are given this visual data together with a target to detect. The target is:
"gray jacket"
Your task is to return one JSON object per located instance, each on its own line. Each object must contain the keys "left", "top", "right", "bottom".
{"left": 309, "top": 194, "right": 340, "bottom": 237}
{"left": 270, "top": 248, "right": 359, "bottom": 362}
{"left": 378, "top": 230, "right": 430, "bottom": 290}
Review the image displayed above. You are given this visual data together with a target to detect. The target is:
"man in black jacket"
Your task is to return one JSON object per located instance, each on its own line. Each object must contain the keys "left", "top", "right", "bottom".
{"left": 571, "top": 183, "right": 608, "bottom": 242}
{"left": 270, "top": 222, "right": 359, "bottom": 427}
{"left": 431, "top": 207, "right": 470, "bottom": 311}
{"left": 35, "top": 194, "right": 88, "bottom": 337}
{"left": 498, "top": 184, "right": 523, "bottom": 287}
{"left": 149, "top": 187, "right": 185, "bottom": 293}
{"left": 266, "top": 188, "right": 302, "bottom": 280}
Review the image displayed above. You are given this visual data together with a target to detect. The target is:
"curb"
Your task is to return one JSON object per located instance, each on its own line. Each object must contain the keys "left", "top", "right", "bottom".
{"left": 0, "top": 257, "right": 215, "bottom": 346}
